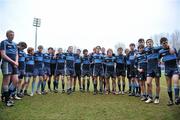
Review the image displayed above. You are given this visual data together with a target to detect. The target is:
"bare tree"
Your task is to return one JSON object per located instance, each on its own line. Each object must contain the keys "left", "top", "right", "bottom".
{"left": 64, "top": 48, "right": 67, "bottom": 53}
{"left": 114, "top": 42, "right": 126, "bottom": 54}
{"left": 150, "top": 34, "right": 160, "bottom": 46}
{"left": 171, "top": 30, "right": 180, "bottom": 50}
{"left": 150, "top": 30, "right": 180, "bottom": 49}
{"left": 73, "top": 45, "right": 78, "bottom": 53}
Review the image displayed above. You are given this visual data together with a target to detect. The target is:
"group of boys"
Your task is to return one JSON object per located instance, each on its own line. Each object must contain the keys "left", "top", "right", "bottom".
{"left": 0, "top": 30, "right": 180, "bottom": 107}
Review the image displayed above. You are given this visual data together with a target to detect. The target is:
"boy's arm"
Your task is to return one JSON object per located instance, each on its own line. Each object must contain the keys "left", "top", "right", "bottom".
{"left": 15, "top": 51, "right": 19, "bottom": 66}
{"left": 1, "top": 50, "right": 16, "bottom": 65}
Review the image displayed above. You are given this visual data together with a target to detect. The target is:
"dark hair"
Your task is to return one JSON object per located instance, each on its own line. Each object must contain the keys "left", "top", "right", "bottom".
{"left": 125, "top": 48, "right": 129, "bottom": 54}
{"left": 48, "top": 47, "right": 53, "bottom": 50}
{"left": 96, "top": 46, "right": 101, "bottom": 50}
{"left": 138, "top": 38, "right": 144, "bottom": 43}
{"left": 77, "top": 49, "right": 81, "bottom": 52}
{"left": 17, "top": 42, "right": 27, "bottom": 49}
{"left": 138, "top": 44, "right": 144, "bottom": 49}
{"left": 160, "top": 37, "right": 168, "bottom": 44}
{"left": 83, "top": 49, "right": 88, "bottom": 54}
{"left": 117, "top": 47, "right": 123, "bottom": 51}
{"left": 68, "top": 46, "right": 73, "bottom": 50}
{"left": 129, "top": 43, "right": 135, "bottom": 47}
{"left": 58, "top": 48, "right": 63, "bottom": 51}
{"left": 146, "top": 39, "right": 153, "bottom": 43}
{"left": 38, "top": 45, "right": 43, "bottom": 49}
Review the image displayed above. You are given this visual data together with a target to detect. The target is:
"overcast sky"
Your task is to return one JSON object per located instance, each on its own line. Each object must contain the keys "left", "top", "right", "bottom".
{"left": 0, "top": 0, "right": 180, "bottom": 51}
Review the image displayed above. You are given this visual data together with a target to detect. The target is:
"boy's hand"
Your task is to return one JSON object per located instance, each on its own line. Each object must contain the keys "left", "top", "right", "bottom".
{"left": 138, "top": 68, "right": 143, "bottom": 72}
{"left": 169, "top": 47, "right": 175, "bottom": 54}
{"left": 13, "top": 61, "right": 19, "bottom": 67}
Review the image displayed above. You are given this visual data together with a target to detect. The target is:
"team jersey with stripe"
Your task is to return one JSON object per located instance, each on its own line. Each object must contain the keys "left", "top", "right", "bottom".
{"left": 34, "top": 51, "right": 44, "bottom": 68}
{"left": 0, "top": 39, "right": 17, "bottom": 61}
{"left": 65, "top": 52, "right": 75, "bottom": 69}
{"left": 18, "top": 49, "right": 26, "bottom": 70}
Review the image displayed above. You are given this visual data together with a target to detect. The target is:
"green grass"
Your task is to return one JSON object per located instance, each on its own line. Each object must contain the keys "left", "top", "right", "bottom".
{"left": 0, "top": 75, "right": 180, "bottom": 120}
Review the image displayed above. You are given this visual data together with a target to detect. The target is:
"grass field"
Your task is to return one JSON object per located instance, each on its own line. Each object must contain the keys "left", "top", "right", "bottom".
{"left": 0, "top": 75, "right": 180, "bottom": 120}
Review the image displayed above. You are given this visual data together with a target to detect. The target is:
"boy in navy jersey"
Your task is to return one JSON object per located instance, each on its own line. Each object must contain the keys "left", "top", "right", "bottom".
{"left": 144, "top": 39, "right": 161, "bottom": 104}
{"left": 138, "top": 38, "right": 145, "bottom": 46}
{"left": 65, "top": 46, "right": 75, "bottom": 95}
{"left": 101, "top": 47, "right": 106, "bottom": 91}
{"left": 116, "top": 47, "right": 126, "bottom": 95}
{"left": 50, "top": 49, "right": 57, "bottom": 92}
{"left": 42, "top": 47, "right": 52, "bottom": 94}
{"left": 89, "top": 47, "right": 96, "bottom": 86}
{"left": 20, "top": 47, "right": 34, "bottom": 96}
{"left": 128, "top": 43, "right": 139, "bottom": 96}
{"left": 104, "top": 49, "right": 116, "bottom": 94}
{"left": 0, "top": 30, "right": 19, "bottom": 106}
{"left": 30, "top": 45, "right": 44, "bottom": 96}
{"left": 159, "top": 37, "right": 180, "bottom": 106}
{"left": 55, "top": 48, "right": 66, "bottom": 93}
{"left": 16, "top": 42, "right": 27, "bottom": 98}
{"left": 73, "top": 49, "right": 82, "bottom": 92}
{"left": 92, "top": 46, "right": 104, "bottom": 95}
{"left": 125, "top": 49, "right": 131, "bottom": 93}
{"left": 136, "top": 45, "right": 147, "bottom": 101}
{"left": 8, "top": 41, "right": 27, "bottom": 100}
{"left": 81, "top": 49, "right": 91, "bottom": 92}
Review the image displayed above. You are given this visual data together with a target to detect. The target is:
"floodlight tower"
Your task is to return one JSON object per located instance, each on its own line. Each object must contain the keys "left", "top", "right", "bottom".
{"left": 33, "top": 18, "right": 41, "bottom": 51}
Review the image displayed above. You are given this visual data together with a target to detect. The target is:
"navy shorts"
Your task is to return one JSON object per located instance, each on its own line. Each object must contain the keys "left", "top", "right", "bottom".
{"left": 81, "top": 69, "right": 91, "bottom": 77}
{"left": 126, "top": 65, "right": 131, "bottom": 79}
{"left": 55, "top": 63, "right": 65, "bottom": 76}
{"left": 26, "top": 72, "right": 33, "bottom": 77}
{"left": 1, "top": 61, "right": 18, "bottom": 75}
{"left": 50, "top": 63, "right": 56, "bottom": 76}
{"left": 66, "top": 68, "right": 75, "bottom": 76}
{"left": 105, "top": 71, "right": 116, "bottom": 78}
{"left": 105, "top": 66, "right": 116, "bottom": 78}
{"left": 147, "top": 59, "right": 161, "bottom": 78}
{"left": 33, "top": 67, "right": 44, "bottom": 77}
{"left": 138, "top": 71, "right": 146, "bottom": 81}
{"left": 90, "top": 64, "right": 94, "bottom": 75}
{"left": 116, "top": 64, "right": 126, "bottom": 76}
{"left": 129, "top": 65, "right": 137, "bottom": 78}
{"left": 93, "top": 64, "right": 104, "bottom": 77}
{"left": 25, "top": 65, "right": 34, "bottom": 77}
{"left": 55, "top": 69, "right": 65, "bottom": 76}
{"left": 75, "top": 64, "right": 81, "bottom": 76}
{"left": 116, "top": 69, "right": 126, "bottom": 77}
{"left": 75, "top": 70, "right": 81, "bottom": 76}
{"left": 18, "top": 69, "right": 26, "bottom": 79}
{"left": 44, "top": 67, "right": 51, "bottom": 76}
{"left": 147, "top": 68, "right": 161, "bottom": 78}
{"left": 165, "top": 67, "right": 179, "bottom": 77}
{"left": 103, "top": 64, "right": 106, "bottom": 73}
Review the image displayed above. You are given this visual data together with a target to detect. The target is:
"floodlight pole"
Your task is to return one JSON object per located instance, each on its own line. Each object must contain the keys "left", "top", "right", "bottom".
{"left": 33, "top": 18, "right": 41, "bottom": 51}
{"left": 35, "top": 26, "right": 38, "bottom": 51}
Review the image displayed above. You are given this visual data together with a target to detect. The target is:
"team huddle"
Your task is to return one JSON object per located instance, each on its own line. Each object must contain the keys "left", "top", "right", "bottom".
{"left": 0, "top": 30, "right": 180, "bottom": 107}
